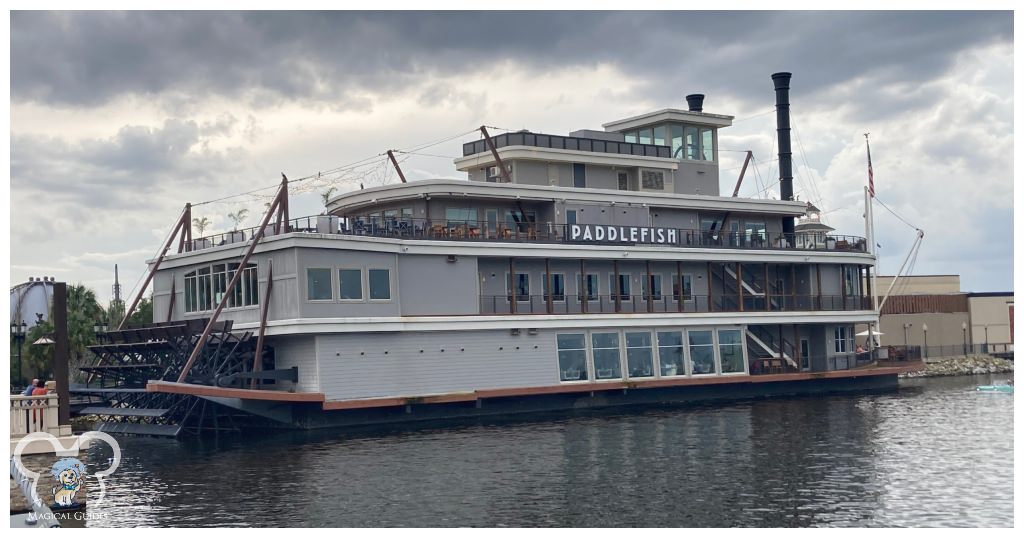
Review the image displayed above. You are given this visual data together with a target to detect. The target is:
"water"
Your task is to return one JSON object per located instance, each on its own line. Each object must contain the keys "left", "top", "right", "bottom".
{"left": 79, "top": 374, "right": 1013, "bottom": 527}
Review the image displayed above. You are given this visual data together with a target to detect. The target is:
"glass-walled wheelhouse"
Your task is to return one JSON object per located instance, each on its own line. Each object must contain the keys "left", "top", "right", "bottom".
{"left": 622, "top": 123, "right": 716, "bottom": 162}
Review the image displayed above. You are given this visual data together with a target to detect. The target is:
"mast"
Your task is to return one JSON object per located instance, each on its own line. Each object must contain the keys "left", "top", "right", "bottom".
{"left": 864, "top": 134, "right": 879, "bottom": 348}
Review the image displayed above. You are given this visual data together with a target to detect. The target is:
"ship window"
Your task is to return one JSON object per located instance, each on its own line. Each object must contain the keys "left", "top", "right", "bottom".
{"left": 566, "top": 210, "right": 577, "bottom": 225}
{"left": 744, "top": 222, "right": 766, "bottom": 245}
{"left": 557, "top": 333, "right": 588, "bottom": 382}
{"left": 244, "top": 264, "right": 259, "bottom": 306}
{"left": 212, "top": 264, "right": 227, "bottom": 306}
{"left": 718, "top": 329, "right": 745, "bottom": 373}
{"left": 573, "top": 163, "right": 586, "bottom": 188}
{"left": 642, "top": 274, "right": 662, "bottom": 301}
{"left": 623, "top": 131, "right": 638, "bottom": 144}
{"left": 592, "top": 332, "right": 622, "bottom": 380}
{"left": 701, "top": 128, "right": 714, "bottom": 161}
{"left": 617, "top": 171, "right": 629, "bottom": 191}
{"left": 673, "top": 274, "right": 693, "bottom": 302}
{"left": 689, "top": 330, "right": 717, "bottom": 375}
{"left": 834, "top": 326, "right": 853, "bottom": 354}
{"left": 339, "top": 269, "right": 363, "bottom": 300}
{"left": 543, "top": 274, "right": 566, "bottom": 302}
{"left": 653, "top": 126, "right": 667, "bottom": 146}
{"left": 625, "top": 331, "right": 655, "bottom": 379}
{"left": 657, "top": 331, "right": 686, "bottom": 377}
{"left": 671, "top": 124, "right": 684, "bottom": 158}
{"left": 445, "top": 208, "right": 478, "bottom": 226}
{"left": 401, "top": 207, "right": 413, "bottom": 219}
{"left": 611, "top": 273, "right": 631, "bottom": 301}
{"left": 184, "top": 271, "right": 197, "bottom": 313}
{"left": 843, "top": 266, "right": 859, "bottom": 296}
{"left": 683, "top": 126, "right": 699, "bottom": 160}
{"left": 185, "top": 262, "right": 258, "bottom": 312}
{"left": 577, "top": 273, "right": 599, "bottom": 302}
{"left": 638, "top": 128, "right": 653, "bottom": 145}
{"left": 507, "top": 273, "right": 530, "bottom": 302}
{"left": 307, "top": 268, "right": 333, "bottom": 301}
{"left": 641, "top": 169, "right": 665, "bottom": 191}
{"left": 368, "top": 269, "right": 391, "bottom": 300}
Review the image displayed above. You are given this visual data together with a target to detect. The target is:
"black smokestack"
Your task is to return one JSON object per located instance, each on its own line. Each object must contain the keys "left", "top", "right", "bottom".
{"left": 772, "top": 72, "right": 795, "bottom": 241}
{"left": 685, "top": 94, "right": 704, "bottom": 112}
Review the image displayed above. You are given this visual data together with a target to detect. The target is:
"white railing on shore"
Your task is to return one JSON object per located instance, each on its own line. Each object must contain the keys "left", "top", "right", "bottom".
{"left": 10, "top": 394, "right": 61, "bottom": 437}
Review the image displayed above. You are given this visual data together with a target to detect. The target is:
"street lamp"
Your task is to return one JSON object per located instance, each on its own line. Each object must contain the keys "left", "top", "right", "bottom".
{"left": 10, "top": 320, "right": 27, "bottom": 386}
{"left": 984, "top": 325, "right": 989, "bottom": 354}
{"left": 903, "top": 322, "right": 912, "bottom": 348}
{"left": 962, "top": 321, "right": 968, "bottom": 356}
{"left": 922, "top": 323, "right": 928, "bottom": 359}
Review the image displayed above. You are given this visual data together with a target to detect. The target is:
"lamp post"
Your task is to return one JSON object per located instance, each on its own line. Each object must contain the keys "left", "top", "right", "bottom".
{"left": 903, "top": 322, "right": 912, "bottom": 348}
{"left": 962, "top": 321, "right": 968, "bottom": 356}
{"left": 922, "top": 323, "right": 928, "bottom": 360}
{"left": 984, "top": 325, "right": 989, "bottom": 354}
{"left": 10, "top": 320, "right": 27, "bottom": 386}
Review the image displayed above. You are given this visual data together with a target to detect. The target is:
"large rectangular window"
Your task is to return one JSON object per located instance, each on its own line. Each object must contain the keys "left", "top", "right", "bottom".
{"left": 577, "top": 273, "right": 599, "bottom": 302}
{"left": 368, "top": 269, "right": 391, "bottom": 300}
{"left": 623, "top": 131, "right": 638, "bottom": 144}
{"left": 338, "top": 269, "right": 363, "bottom": 300}
{"left": 653, "top": 126, "right": 667, "bottom": 146}
{"left": 671, "top": 124, "right": 684, "bottom": 158}
{"left": 744, "top": 222, "right": 766, "bottom": 245}
{"left": 657, "top": 331, "right": 686, "bottom": 377}
{"left": 543, "top": 273, "right": 566, "bottom": 302}
{"left": 244, "top": 264, "right": 258, "bottom": 306}
{"left": 445, "top": 208, "right": 478, "bottom": 225}
{"left": 689, "top": 330, "right": 717, "bottom": 375}
{"left": 718, "top": 329, "right": 745, "bottom": 373}
{"left": 507, "top": 273, "right": 530, "bottom": 302}
{"left": 307, "top": 268, "right": 333, "bottom": 301}
{"left": 557, "top": 333, "right": 588, "bottom": 382}
{"left": 625, "top": 331, "right": 655, "bottom": 379}
{"left": 185, "top": 262, "right": 259, "bottom": 313}
{"left": 592, "top": 332, "right": 622, "bottom": 380}
{"left": 638, "top": 128, "right": 653, "bottom": 145}
{"left": 685, "top": 126, "right": 700, "bottom": 160}
{"left": 617, "top": 171, "right": 629, "bottom": 191}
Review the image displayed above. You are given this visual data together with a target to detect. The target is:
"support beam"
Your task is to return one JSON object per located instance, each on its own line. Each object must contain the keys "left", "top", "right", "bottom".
{"left": 646, "top": 260, "right": 654, "bottom": 313}
{"left": 580, "top": 259, "right": 588, "bottom": 314}
{"left": 764, "top": 262, "right": 770, "bottom": 312}
{"left": 480, "top": 126, "right": 512, "bottom": 183}
{"left": 121, "top": 206, "right": 189, "bottom": 329}
{"left": 386, "top": 150, "right": 408, "bottom": 183}
{"left": 509, "top": 258, "right": 516, "bottom": 315}
{"left": 737, "top": 263, "right": 744, "bottom": 312}
{"left": 816, "top": 264, "right": 823, "bottom": 311}
{"left": 545, "top": 258, "right": 553, "bottom": 314}
{"left": 166, "top": 279, "right": 176, "bottom": 323}
{"left": 177, "top": 179, "right": 288, "bottom": 384}
{"left": 677, "top": 261, "right": 683, "bottom": 313}
{"left": 707, "top": 262, "right": 714, "bottom": 312}
{"left": 613, "top": 259, "right": 621, "bottom": 313}
{"left": 732, "top": 150, "right": 754, "bottom": 197}
{"left": 251, "top": 260, "right": 274, "bottom": 389}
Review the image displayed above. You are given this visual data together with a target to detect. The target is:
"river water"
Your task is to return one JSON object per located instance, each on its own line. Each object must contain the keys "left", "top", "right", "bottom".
{"left": 79, "top": 374, "right": 1013, "bottom": 527}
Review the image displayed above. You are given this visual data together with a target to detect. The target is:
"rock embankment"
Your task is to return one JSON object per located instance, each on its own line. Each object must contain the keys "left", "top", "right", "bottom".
{"left": 902, "top": 355, "right": 1014, "bottom": 378}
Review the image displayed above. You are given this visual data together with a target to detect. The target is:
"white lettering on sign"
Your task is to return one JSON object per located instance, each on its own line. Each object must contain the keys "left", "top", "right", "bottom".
{"left": 566, "top": 224, "right": 681, "bottom": 246}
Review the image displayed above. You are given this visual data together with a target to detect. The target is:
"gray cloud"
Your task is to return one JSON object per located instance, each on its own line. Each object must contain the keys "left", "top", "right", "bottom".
{"left": 12, "top": 11, "right": 1012, "bottom": 117}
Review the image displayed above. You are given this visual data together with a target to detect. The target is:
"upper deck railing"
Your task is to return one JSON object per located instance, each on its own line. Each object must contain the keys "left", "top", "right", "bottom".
{"left": 185, "top": 215, "right": 868, "bottom": 254}
{"left": 462, "top": 132, "right": 674, "bottom": 159}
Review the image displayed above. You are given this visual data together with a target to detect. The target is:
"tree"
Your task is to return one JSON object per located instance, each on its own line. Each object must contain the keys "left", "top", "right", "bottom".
{"left": 321, "top": 187, "right": 338, "bottom": 207}
{"left": 192, "top": 216, "right": 211, "bottom": 236}
{"left": 65, "top": 284, "right": 104, "bottom": 375}
{"left": 127, "top": 297, "right": 154, "bottom": 325}
{"left": 227, "top": 209, "right": 249, "bottom": 231}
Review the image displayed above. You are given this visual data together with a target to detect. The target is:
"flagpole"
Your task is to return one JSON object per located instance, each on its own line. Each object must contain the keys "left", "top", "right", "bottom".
{"left": 865, "top": 133, "right": 880, "bottom": 350}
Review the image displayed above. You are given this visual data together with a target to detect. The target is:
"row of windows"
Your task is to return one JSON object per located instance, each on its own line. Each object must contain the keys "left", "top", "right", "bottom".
{"left": 505, "top": 272, "right": 693, "bottom": 302}
{"left": 307, "top": 268, "right": 392, "bottom": 302}
{"left": 622, "top": 124, "right": 715, "bottom": 161}
{"left": 555, "top": 328, "right": 746, "bottom": 382}
{"left": 184, "top": 263, "right": 258, "bottom": 313}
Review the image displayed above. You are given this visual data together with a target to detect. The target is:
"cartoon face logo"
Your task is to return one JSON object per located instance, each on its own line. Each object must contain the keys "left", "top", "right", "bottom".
{"left": 51, "top": 458, "right": 85, "bottom": 508}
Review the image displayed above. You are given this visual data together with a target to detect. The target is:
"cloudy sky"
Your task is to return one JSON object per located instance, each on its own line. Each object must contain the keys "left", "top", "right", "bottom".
{"left": 9, "top": 10, "right": 1014, "bottom": 305}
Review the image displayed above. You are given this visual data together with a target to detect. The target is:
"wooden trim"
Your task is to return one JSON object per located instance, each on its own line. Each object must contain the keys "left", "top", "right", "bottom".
{"left": 317, "top": 363, "right": 923, "bottom": 411}
{"left": 580, "top": 259, "right": 588, "bottom": 314}
{"left": 737, "top": 262, "right": 744, "bottom": 312}
{"left": 545, "top": 258, "right": 553, "bottom": 314}
{"left": 613, "top": 259, "right": 621, "bottom": 313}
{"left": 707, "top": 262, "right": 714, "bottom": 312}
{"left": 147, "top": 380, "right": 326, "bottom": 402}
{"left": 646, "top": 259, "right": 654, "bottom": 312}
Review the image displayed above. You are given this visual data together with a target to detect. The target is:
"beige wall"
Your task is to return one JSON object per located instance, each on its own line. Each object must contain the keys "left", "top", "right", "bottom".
{"left": 968, "top": 295, "right": 1014, "bottom": 345}
{"left": 857, "top": 312, "right": 970, "bottom": 348}
{"left": 875, "top": 274, "right": 961, "bottom": 295}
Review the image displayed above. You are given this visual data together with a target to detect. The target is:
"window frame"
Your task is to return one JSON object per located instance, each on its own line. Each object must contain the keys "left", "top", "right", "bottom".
{"left": 185, "top": 262, "right": 259, "bottom": 313}
{"left": 307, "top": 267, "right": 335, "bottom": 302}
{"left": 542, "top": 273, "right": 567, "bottom": 303}
{"left": 505, "top": 271, "right": 531, "bottom": 303}
{"left": 366, "top": 267, "right": 392, "bottom": 302}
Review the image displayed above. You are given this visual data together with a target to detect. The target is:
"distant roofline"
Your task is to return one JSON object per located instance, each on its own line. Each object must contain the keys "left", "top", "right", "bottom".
{"left": 602, "top": 108, "right": 735, "bottom": 131}
{"left": 966, "top": 292, "right": 1014, "bottom": 298}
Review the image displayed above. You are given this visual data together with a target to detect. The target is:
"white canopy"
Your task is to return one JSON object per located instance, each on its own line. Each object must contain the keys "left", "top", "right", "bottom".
{"left": 855, "top": 330, "right": 884, "bottom": 337}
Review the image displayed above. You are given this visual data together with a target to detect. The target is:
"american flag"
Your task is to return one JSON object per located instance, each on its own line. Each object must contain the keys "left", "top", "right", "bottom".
{"left": 865, "top": 135, "right": 875, "bottom": 197}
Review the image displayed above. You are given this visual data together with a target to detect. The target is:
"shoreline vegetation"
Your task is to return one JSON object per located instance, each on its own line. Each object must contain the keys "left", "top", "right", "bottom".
{"left": 901, "top": 354, "right": 1015, "bottom": 378}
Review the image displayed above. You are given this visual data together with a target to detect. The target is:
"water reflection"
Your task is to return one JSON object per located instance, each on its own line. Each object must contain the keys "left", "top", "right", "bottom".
{"left": 84, "top": 374, "right": 1013, "bottom": 527}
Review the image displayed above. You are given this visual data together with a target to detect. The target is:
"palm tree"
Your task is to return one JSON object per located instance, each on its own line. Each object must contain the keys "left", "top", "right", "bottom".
{"left": 192, "top": 216, "right": 211, "bottom": 237}
{"left": 24, "top": 284, "right": 104, "bottom": 381}
{"left": 227, "top": 209, "right": 249, "bottom": 231}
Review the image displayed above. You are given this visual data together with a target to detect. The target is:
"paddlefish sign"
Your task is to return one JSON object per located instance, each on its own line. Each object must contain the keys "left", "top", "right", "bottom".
{"left": 568, "top": 224, "right": 679, "bottom": 245}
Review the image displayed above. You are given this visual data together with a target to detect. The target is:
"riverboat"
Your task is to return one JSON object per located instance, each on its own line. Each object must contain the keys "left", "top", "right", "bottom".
{"left": 74, "top": 72, "right": 922, "bottom": 435}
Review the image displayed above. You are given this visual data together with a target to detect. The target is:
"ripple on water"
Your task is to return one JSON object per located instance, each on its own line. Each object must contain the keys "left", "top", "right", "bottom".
{"left": 83, "top": 374, "right": 1013, "bottom": 527}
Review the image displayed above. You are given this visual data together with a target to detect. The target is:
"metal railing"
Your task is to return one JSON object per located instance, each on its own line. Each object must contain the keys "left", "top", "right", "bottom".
{"left": 10, "top": 394, "right": 60, "bottom": 437}
{"left": 479, "top": 294, "right": 872, "bottom": 315}
{"left": 186, "top": 215, "right": 868, "bottom": 254}
{"left": 916, "top": 343, "right": 1015, "bottom": 359}
{"left": 462, "top": 131, "right": 673, "bottom": 159}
